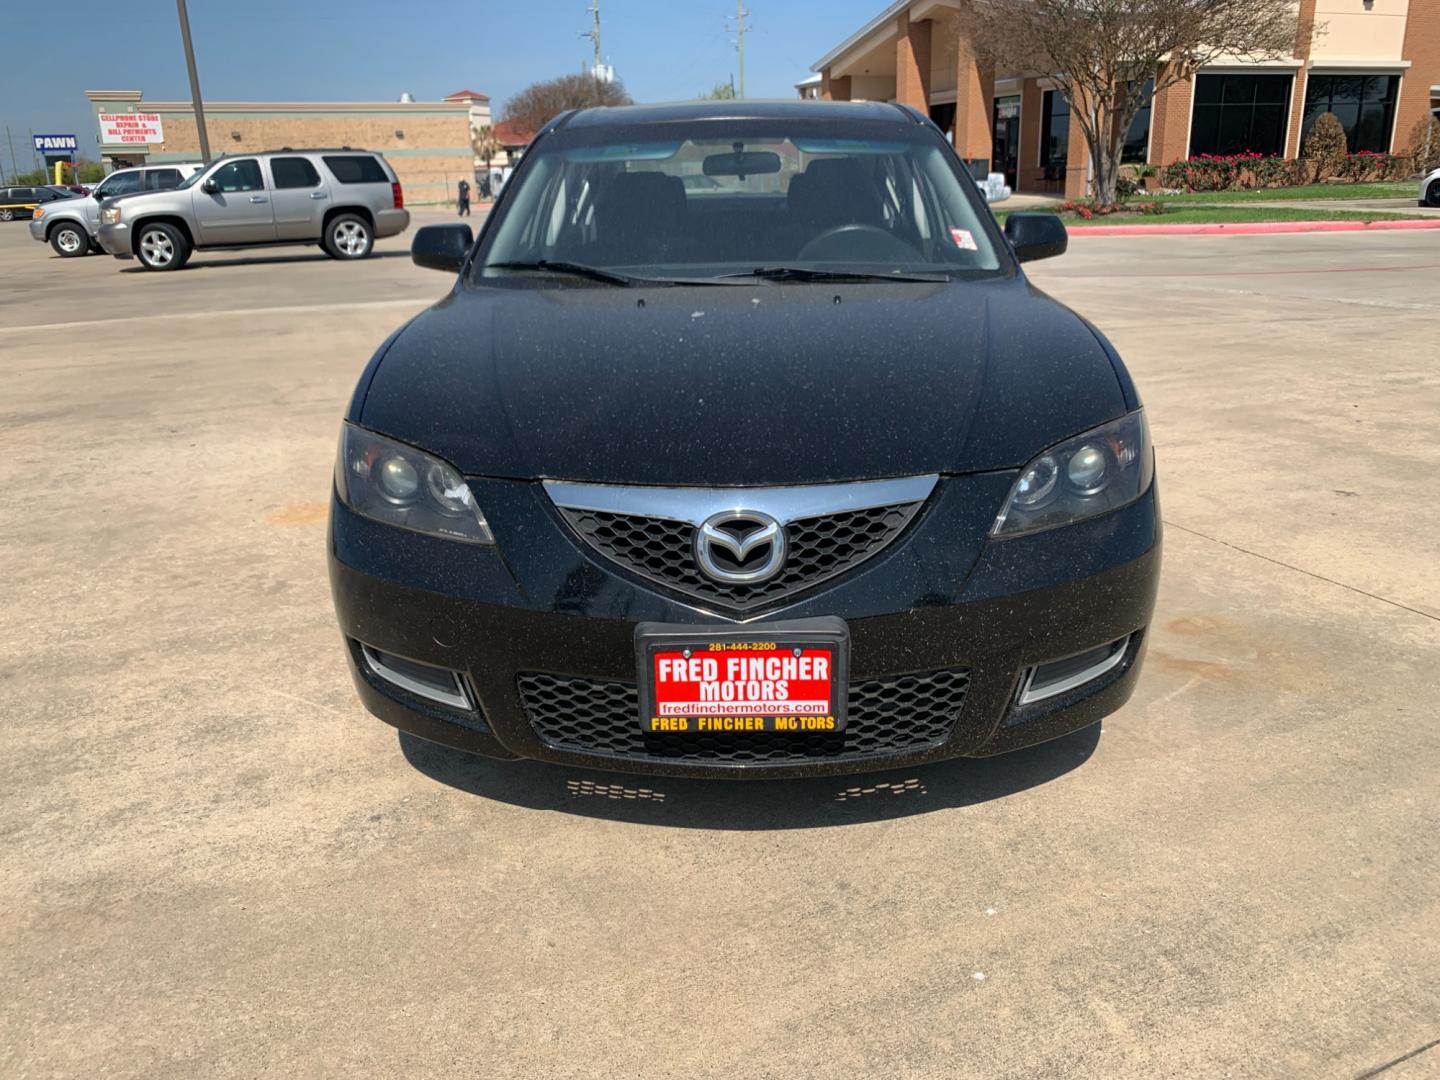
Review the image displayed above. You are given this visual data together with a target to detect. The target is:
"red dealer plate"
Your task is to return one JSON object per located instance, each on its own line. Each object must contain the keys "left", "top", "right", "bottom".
{"left": 635, "top": 618, "right": 850, "bottom": 735}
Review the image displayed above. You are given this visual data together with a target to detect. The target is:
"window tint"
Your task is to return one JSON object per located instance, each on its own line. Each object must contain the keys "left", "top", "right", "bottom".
{"left": 1041, "top": 90, "right": 1070, "bottom": 171}
{"left": 144, "top": 168, "right": 183, "bottom": 191}
{"left": 322, "top": 155, "right": 389, "bottom": 184}
{"left": 36, "top": 187, "right": 64, "bottom": 202}
{"left": 209, "top": 159, "right": 265, "bottom": 193}
{"left": 7, "top": 188, "right": 34, "bottom": 200}
{"left": 1301, "top": 75, "right": 1399, "bottom": 154}
{"left": 271, "top": 157, "right": 322, "bottom": 189}
{"left": 97, "top": 171, "right": 142, "bottom": 198}
{"left": 1122, "top": 80, "right": 1154, "bottom": 164}
{"left": 1189, "top": 74, "right": 1293, "bottom": 156}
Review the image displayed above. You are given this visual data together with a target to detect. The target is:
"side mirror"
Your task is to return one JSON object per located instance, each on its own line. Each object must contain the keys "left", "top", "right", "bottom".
{"left": 201, "top": 178, "right": 219, "bottom": 195}
{"left": 1004, "top": 212, "right": 1068, "bottom": 263}
{"left": 411, "top": 224, "right": 474, "bottom": 273}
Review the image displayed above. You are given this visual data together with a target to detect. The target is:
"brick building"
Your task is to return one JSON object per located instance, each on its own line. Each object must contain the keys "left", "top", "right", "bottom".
{"left": 808, "top": 0, "right": 1440, "bottom": 199}
{"left": 84, "top": 89, "right": 513, "bottom": 203}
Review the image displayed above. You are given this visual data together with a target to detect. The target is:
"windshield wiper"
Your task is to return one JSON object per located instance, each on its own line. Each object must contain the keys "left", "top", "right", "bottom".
{"left": 485, "top": 260, "right": 668, "bottom": 287}
{"left": 724, "top": 266, "right": 951, "bottom": 284}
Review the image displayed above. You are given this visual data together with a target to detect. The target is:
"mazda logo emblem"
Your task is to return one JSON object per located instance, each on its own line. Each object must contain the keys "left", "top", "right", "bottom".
{"left": 694, "top": 510, "right": 787, "bottom": 585}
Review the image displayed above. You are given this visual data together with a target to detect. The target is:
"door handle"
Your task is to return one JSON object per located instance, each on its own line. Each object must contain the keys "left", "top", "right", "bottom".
{"left": 249, "top": 195, "right": 269, "bottom": 204}
{"left": 310, "top": 192, "right": 328, "bottom": 200}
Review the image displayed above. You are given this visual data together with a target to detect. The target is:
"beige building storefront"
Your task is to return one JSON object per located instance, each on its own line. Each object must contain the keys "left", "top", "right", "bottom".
{"left": 85, "top": 90, "right": 502, "bottom": 203}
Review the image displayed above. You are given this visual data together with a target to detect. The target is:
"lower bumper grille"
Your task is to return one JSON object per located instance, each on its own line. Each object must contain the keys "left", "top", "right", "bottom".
{"left": 517, "top": 667, "right": 970, "bottom": 764}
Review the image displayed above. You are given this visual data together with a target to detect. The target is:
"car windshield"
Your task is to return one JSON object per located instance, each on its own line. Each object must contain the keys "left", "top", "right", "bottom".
{"left": 475, "top": 119, "right": 1003, "bottom": 284}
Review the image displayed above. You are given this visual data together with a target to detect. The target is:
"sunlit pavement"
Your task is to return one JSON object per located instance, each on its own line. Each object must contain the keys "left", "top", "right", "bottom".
{"left": 2, "top": 219, "right": 1437, "bottom": 1078}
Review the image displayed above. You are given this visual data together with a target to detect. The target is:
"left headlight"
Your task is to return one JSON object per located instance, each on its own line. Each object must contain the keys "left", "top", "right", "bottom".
{"left": 101, "top": 207, "right": 120, "bottom": 225}
{"left": 335, "top": 423, "right": 494, "bottom": 544}
{"left": 992, "top": 410, "right": 1153, "bottom": 538}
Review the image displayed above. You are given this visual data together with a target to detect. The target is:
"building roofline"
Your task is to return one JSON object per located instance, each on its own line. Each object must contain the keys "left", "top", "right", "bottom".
{"left": 130, "top": 100, "right": 476, "bottom": 113}
{"left": 811, "top": 0, "right": 911, "bottom": 72}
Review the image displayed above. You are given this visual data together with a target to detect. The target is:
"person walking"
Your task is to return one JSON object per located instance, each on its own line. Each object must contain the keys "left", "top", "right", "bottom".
{"left": 457, "top": 178, "right": 471, "bottom": 217}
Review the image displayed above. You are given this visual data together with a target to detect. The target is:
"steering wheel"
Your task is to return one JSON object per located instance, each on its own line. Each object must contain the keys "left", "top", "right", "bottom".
{"left": 797, "top": 224, "right": 920, "bottom": 263}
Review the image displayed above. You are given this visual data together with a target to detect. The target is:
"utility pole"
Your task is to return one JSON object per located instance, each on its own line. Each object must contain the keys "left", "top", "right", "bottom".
{"left": 175, "top": 0, "right": 212, "bottom": 162}
{"left": 4, "top": 127, "right": 17, "bottom": 182}
{"left": 579, "top": 1, "right": 602, "bottom": 75}
{"left": 729, "top": 1, "right": 752, "bottom": 99}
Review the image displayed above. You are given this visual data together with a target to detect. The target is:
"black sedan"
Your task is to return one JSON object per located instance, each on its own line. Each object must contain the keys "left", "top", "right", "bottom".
{"left": 329, "top": 100, "right": 1160, "bottom": 778}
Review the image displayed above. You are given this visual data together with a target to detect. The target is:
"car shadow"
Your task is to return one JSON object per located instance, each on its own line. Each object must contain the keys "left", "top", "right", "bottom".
{"left": 399, "top": 722, "right": 1101, "bottom": 830}
{"left": 117, "top": 250, "right": 412, "bottom": 272}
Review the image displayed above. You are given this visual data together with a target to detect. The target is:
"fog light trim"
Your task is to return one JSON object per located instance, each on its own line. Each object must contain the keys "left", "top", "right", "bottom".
{"left": 1017, "top": 635, "right": 1131, "bottom": 706}
{"left": 361, "top": 644, "right": 471, "bottom": 710}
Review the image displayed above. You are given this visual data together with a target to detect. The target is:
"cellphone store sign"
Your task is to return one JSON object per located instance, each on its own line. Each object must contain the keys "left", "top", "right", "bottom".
{"left": 99, "top": 113, "right": 165, "bottom": 145}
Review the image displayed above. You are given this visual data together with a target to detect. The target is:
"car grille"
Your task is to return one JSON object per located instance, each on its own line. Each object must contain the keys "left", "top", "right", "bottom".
{"left": 556, "top": 502, "right": 922, "bottom": 611}
{"left": 517, "top": 667, "right": 970, "bottom": 764}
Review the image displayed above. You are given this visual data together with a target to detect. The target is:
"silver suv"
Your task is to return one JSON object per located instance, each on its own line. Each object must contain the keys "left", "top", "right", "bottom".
{"left": 96, "top": 149, "right": 410, "bottom": 271}
{"left": 28, "top": 163, "right": 203, "bottom": 257}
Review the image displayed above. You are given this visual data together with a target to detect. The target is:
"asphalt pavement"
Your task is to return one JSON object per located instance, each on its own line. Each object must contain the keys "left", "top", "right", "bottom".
{"left": 2, "top": 214, "right": 1437, "bottom": 1078}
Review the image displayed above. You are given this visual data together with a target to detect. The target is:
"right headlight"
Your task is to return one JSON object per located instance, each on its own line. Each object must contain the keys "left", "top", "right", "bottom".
{"left": 335, "top": 423, "right": 494, "bottom": 544}
{"left": 992, "top": 410, "right": 1153, "bottom": 538}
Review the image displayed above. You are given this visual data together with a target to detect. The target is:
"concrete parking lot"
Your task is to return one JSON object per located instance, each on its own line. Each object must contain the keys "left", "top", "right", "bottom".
{"left": 2, "top": 214, "right": 1437, "bottom": 1079}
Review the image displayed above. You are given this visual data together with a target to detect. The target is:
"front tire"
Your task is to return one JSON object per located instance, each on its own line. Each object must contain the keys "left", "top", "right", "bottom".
{"left": 323, "top": 214, "right": 373, "bottom": 260}
{"left": 50, "top": 222, "right": 89, "bottom": 258}
{"left": 135, "top": 222, "right": 191, "bottom": 271}
{"left": 0, "top": 208, "right": 14, "bottom": 222}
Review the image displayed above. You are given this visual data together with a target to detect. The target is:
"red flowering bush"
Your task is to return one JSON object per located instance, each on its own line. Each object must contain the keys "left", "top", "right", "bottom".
{"left": 1057, "top": 199, "right": 1164, "bottom": 219}
{"left": 1160, "top": 152, "right": 1304, "bottom": 192}
{"left": 1335, "top": 150, "right": 1410, "bottom": 182}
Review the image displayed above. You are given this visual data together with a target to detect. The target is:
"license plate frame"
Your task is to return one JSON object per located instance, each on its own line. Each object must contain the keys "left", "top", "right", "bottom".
{"left": 635, "top": 617, "right": 850, "bottom": 736}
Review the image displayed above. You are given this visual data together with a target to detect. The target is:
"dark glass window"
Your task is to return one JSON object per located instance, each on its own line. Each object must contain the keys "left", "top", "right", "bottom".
{"left": 929, "top": 102, "right": 956, "bottom": 139}
{"left": 144, "top": 168, "right": 182, "bottom": 190}
{"left": 323, "top": 155, "right": 388, "bottom": 184}
{"left": 1189, "top": 74, "right": 1293, "bottom": 156}
{"left": 1041, "top": 89, "right": 1070, "bottom": 170}
{"left": 1122, "top": 79, "right": 1154, "bottom": 164}
{"left": 1301, "top": 74, "right": 1400, "bottom": 153}
{"left": 271, "top": 157, "right": 322, "bottom": 189}
{"left": 96, "top": 171, "right": 142, "bottom": 198}
{"left": 210, "top": 159, "right": 265, "bottom": 193}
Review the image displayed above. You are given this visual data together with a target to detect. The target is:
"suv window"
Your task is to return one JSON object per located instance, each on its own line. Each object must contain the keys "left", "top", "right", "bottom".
{"left": 9, "top": 188, "right": 34, "bottom": 201}
{"left": 144, "top": 168, "right": 183, "bottom": 191}
{"left": 35, "top": 187, "right": 65, "bottom": 202}
{"left": 96, "top": 172, "right": 142, "bottom": 199}
{"left": 323, "top": 155, "right": 388, "bottom": 184}
{"left": 271, "top": 157, "right": 322, "bottom": 189}
{"left": 209, "top": 159, "right": 265, "bottom": 193}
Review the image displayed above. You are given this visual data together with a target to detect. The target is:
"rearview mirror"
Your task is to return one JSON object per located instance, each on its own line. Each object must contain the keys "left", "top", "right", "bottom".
{"left": 411, "top": 224, "right": 474, "bottom": 273}
{"left": 703, "top": 151, "right": 782, "bottom": 178}
{"left": 1004, "top": 213, "right": 1068, "bottom": 263}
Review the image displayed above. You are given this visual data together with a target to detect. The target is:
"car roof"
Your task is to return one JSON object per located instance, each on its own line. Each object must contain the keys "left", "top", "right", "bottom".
{"left": 558, "top": 99, "right": 919, "bottom": 129}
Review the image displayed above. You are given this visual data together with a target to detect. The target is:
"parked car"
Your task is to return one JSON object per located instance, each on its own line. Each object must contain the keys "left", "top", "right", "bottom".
{"left": 28, "top": 163, "right": 203, "bottom": 257}
{"left": 1422, "top": 166, "right": 1440, "bottom": 208}
{"left": 328, "top": 100, "right": 1161, "bottom": 778}
{"left": 95, "top": 149, "right": 409, "bottom": 270}
{"left": 0, "top": 184, "right": 72, "bottom": 222}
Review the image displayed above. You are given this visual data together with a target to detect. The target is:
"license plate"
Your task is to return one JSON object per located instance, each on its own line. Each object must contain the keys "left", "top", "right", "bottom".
{"left": 636, "top": 617, "right": 849, "bottom": 735}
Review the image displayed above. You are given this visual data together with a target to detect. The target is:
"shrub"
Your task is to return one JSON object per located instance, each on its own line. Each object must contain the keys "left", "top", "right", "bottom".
{"left": 1335, "top": 150, "right": 1410, "bottom": 182}
{"left": 1057, "top": 199, "right": 1163, "bottom": 219}
{"left": 1159, "top": 153, "right": 1302, "bottom": 192}
{"left": 1407, "top": 115, "right": 1440, "bottom": 176}
{"left": 1304, "top": 113, "right": 1348, "bottom": 178}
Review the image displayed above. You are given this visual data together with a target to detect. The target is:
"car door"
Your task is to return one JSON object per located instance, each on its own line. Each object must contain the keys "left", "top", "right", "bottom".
{"left": 191, "top": 158, "right": 277, "bottom": 244}
{"left": 266, "top": 156, "right": 331, "bottom": 240}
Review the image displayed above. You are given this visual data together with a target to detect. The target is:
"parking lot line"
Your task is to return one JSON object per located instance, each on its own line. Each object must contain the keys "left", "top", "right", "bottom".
{"left": 0, "top": 297, "right": 431, "bottom": 336}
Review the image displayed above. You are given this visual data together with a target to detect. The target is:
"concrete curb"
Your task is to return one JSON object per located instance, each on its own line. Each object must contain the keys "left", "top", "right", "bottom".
{"left": 1070, "top": 218, "right": 1440, "bottom": 237}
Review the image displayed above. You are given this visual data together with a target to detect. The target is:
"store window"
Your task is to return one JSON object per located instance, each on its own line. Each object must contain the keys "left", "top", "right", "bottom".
{"left": 1041, "top": 90, "right": 1069, "bottom": 174}
{"left": 1301, "top": 75, "right": 1400, "bottom": 153}
{"left": 1188, "top": 74, "right": 1292, "bottom": 157}
{"left": 1122, "top": 80, "right": 1154, "bottom": 164}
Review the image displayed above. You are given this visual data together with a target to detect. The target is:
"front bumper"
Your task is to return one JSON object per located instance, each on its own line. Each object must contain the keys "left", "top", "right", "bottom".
{"left": 329, "top": 474, "right": 1162, "bottom": 778}
{"left": 96, "top": 222, "right": 132, "bottom": 257}
{"left": 28, "top": 217, "right": 47, "bottom": 242}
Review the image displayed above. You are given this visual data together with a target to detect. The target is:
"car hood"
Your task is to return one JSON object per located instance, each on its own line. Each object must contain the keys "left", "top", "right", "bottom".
{"left": 359, "top": 278, "right": 1127, "bottom": 485}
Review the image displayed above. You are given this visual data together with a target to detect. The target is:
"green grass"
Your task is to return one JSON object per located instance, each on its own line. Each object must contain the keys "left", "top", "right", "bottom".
{"left": 996, "top": 204, "right": 1420, "bottom": 228}
{"left": 1152, "top": 181, "right": 1416, "bottom": 204}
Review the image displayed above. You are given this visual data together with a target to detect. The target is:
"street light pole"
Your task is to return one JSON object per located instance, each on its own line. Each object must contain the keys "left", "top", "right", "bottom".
{"left": 175, "top": 0, "right": 212, "bottom": 162}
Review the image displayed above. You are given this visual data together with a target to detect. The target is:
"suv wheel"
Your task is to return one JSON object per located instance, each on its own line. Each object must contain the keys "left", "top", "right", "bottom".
{"left": 50, "top": 222, "right": 89, "bottom": 258}
{"left": 324, "top": 214, "right": 373, "bottom": 260}
{"left": 1428, "top": 180, "right": 1440, "bottom": 209}
{"left": 136, "top": 222, "right": 191, "bottom": 271}
{"left": 0, "top": 209, "right": 14, "bottom": 222}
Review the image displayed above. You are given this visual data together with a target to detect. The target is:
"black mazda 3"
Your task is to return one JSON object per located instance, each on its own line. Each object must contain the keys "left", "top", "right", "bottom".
{"left": 329, "top": 101, "right": 1161, "bottom": 778}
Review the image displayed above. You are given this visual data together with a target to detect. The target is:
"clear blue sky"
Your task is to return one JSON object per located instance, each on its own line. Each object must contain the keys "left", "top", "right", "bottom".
{"left": 0, "top": 0, "right": 882, "bottom": 171}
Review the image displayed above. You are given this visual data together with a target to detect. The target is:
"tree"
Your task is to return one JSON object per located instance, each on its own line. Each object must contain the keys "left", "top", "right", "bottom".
{"left": 502, "top": 73, "right": 634, "bottom": 133}
{"left": 1407, "top": 115, "right": 1440, "bottom": 176}
{"left": 958, "top": 0, "right": 1306, "bottom": 205}
{"left": 699, "top": 81, "right": 737, "bottom": 100}
{"left": 470, "top": 123, "right": 500, "bottom": 178}
{"left": 1303, "top": 112, "right": 1348, "bottom": 178}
